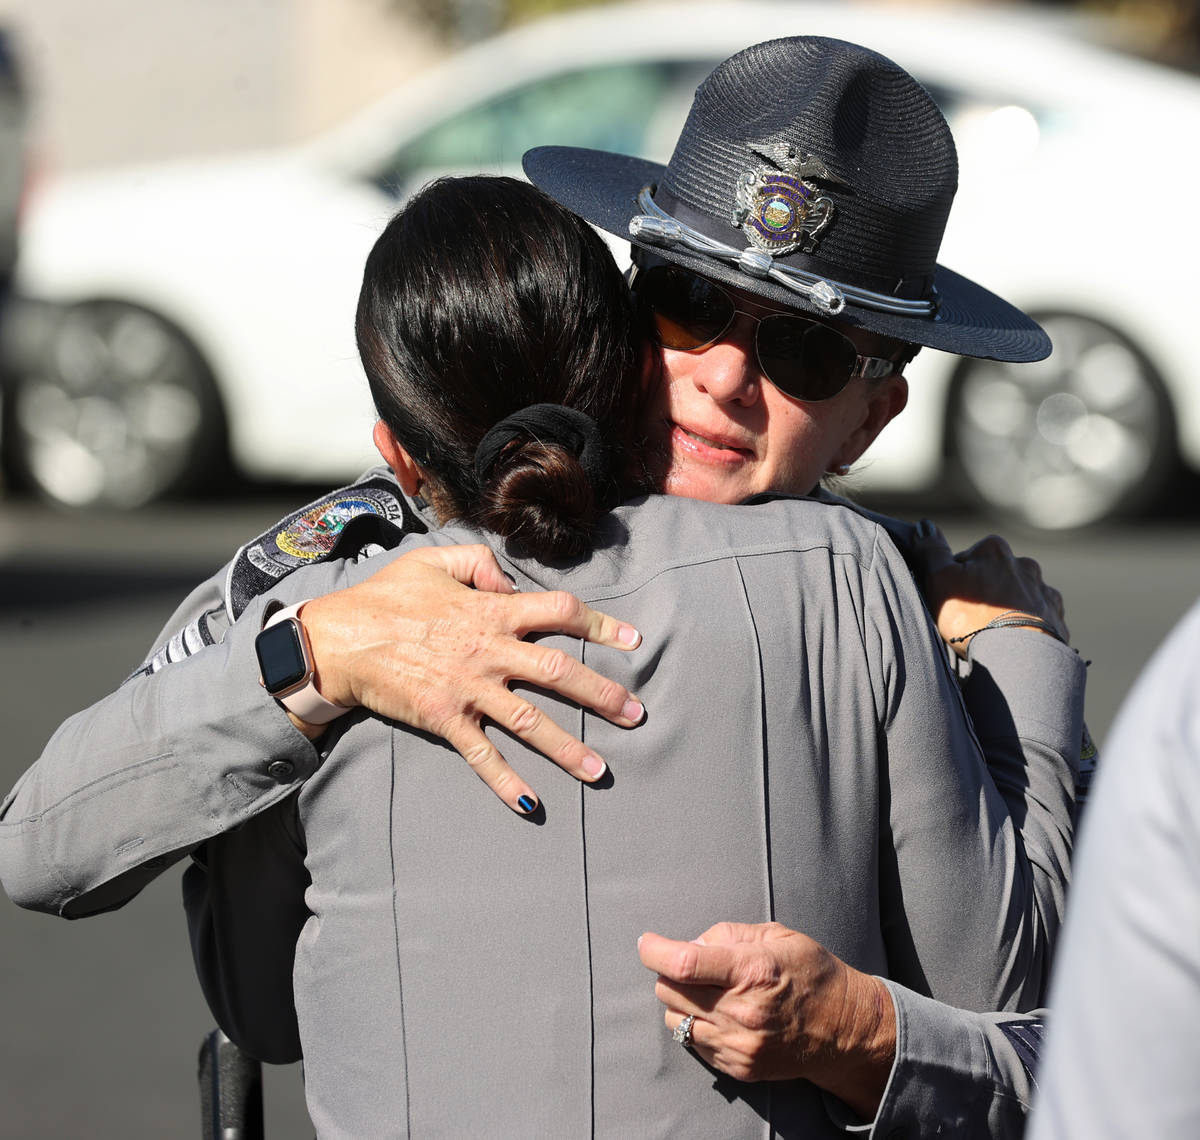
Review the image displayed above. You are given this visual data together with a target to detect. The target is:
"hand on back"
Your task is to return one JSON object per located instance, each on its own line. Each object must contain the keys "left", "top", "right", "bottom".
{"left": 296, "top": 544, "right": 645, "bottom": 813}
{"left": 909, "top": 521, "right": 1068, "bottom": 656}
{"left": 639, "top": 921, "right": 895, "bottom": 1120}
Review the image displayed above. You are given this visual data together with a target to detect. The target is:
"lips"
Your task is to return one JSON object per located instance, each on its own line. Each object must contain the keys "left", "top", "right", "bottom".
{"left": 671, "top": 423, "right": 753, "bottom": 460}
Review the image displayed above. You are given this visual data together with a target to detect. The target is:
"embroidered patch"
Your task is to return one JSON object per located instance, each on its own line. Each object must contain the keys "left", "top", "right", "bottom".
{"left": 247, "top": 486, "right": 409, "bottom": 580}
{"left": 275, "top": 497, "right": 380, "bottom": 560}
{"left": 732, "top": 140, "right": 840, "bottom": 256}
{"left": 227, "top": 473, "right": 428, "bottom": 618}
{"left": 125, "top": 472, "right": 430, "bottom": 677}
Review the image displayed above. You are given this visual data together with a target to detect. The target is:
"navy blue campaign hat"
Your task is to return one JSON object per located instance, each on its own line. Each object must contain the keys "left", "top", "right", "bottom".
{"left": 524, "top": 35, "right": 1050, "bottom": 362}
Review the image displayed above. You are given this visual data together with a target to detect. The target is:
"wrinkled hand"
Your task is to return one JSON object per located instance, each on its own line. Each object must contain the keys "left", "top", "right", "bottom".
{"left": 639, "top": 922, "right": 895, "bottom": 1121}
{"left": 908, "top": 520, "right": 1068, "bottom": 657}
{"left": 296, "top": 544, "right": 644, "bottom": 813}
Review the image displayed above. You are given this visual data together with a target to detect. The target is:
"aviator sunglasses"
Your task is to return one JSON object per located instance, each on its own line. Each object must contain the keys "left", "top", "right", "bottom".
{"left": 632, "top": 263, "right": 901, "bottom": 402}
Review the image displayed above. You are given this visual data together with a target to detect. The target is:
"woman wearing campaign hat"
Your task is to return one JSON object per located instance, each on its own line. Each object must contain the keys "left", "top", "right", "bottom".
{"left": 3, "top": 37, "right": 1082, "bottom": 1139}
{"left": 526, "top": 34, "right": 1048, "bottom": 361}
{"left": 171, "top": 168, "right": 1077, "bottom": 1137}
{"left": 522, "top": 35, "right": 1052, "bottom": 511}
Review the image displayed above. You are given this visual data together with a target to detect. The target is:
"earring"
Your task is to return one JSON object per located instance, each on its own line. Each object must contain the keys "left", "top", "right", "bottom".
{"left": 830, "top": 463, "right": 851, "bottom": 477}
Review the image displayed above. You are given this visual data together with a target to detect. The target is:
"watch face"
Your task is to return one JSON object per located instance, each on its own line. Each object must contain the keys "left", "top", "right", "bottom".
{"left": 255, "top": 619, "right": 310, "bottom": 694}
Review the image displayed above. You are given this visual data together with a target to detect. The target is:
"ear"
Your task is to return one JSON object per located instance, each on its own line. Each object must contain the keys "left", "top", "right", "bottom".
{"left": 831, "top": 374, "right": 909, "bottom": 471}
{"left": 373, "top": 420, "right": 424, "bottom": 496}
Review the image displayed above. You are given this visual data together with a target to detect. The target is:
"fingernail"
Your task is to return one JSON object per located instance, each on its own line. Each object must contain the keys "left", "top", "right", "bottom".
{"left": 582, "top": 753, "right": 607, "bottom": 779}
{"left": 622, "top": 698, "right": 645, "bottom": 724}
{"left": 517, "top": 794, "right": 537, "bottom": 814}
{"left": 617, "top": 624, "right": 642, "bottom": 648}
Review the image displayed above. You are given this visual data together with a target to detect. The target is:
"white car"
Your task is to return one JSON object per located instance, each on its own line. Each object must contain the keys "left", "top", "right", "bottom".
{"left": 4, "top": 1, "right": 1197, "bottom": 529}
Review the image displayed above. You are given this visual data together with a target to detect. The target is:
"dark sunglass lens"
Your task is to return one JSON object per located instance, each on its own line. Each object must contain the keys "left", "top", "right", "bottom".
{"left": 757, "top": 316, "right": 859, "bottom": 401}
{"left": 643, "top": 267, "right": 733, "bottom": 350}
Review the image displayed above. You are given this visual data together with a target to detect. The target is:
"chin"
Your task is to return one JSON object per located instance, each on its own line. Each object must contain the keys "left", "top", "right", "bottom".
{"left": 661, "top": 466, "right": 746, "bottom": 506}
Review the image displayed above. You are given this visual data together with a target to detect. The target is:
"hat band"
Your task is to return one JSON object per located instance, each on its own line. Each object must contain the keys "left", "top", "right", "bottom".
{"left": 629, "top": 186, "right": 938, "bottom": 320}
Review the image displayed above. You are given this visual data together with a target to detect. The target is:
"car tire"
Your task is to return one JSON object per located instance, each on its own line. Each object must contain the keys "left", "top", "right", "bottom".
{"left": 945, "top": 313, "right": 1175, "bottom": 531}
{"left": 2, "top": 300, "right": 227, "bottom": 509}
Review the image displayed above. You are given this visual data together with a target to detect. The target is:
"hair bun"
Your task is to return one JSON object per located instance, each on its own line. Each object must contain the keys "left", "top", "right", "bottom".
{"left": 474, "top": 404, "right": 611, "bottom": 489}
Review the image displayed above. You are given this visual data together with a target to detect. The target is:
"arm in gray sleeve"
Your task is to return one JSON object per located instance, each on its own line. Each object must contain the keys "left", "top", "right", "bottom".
{"left": 0, "top": 590, "right": 322, "bottom": 917}
{"left": 838, "top": 492, "right": 1091, "bottom": 862}
{"left": 960, "top": 628, "right": 1084, "bottom": 923}
{"left": 128, "top": 561, "right": 236, "bottom": 678}
{"left": 866, "top": 530, "right": 1084, "bottom": 1014}
{"left": 844, "top": 985, "right": 1043, "bottom": 1138}
{"left": 0, "top": 471, "right": 419, "bottom": 917}
{"left": 821, "top": 618, "right": 1064, "bottom": 1139}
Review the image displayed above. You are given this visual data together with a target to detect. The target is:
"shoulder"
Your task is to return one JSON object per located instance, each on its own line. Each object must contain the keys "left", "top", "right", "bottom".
{"left": 617, "top": 492, "right": 887, "bottom": 565}
{"left": 126, "top": 467, "right": 431, "bottom": 681}
{"left": 504, "top": 493, "right": 891, "bottom": 601}
{"left": 224, "top": 466, "right": 432, "bottom": 619}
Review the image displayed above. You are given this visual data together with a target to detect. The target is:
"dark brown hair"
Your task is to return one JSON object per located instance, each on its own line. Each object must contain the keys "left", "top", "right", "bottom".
{"left": 356, "top": 176, "right": 647, "bottom": 560}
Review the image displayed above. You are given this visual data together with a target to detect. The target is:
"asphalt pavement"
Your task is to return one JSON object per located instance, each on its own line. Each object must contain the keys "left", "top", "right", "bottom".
{"left": 1, "top": 485, "right": 1198, "bottom": 1138}
{"left": 0, "top": 490, "right": 317, "bottom": 1139}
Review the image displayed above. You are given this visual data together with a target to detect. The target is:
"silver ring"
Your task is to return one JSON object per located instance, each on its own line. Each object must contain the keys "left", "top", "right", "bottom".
{"left": 671, "top": 1013, "right": 696, "bottom": 1049}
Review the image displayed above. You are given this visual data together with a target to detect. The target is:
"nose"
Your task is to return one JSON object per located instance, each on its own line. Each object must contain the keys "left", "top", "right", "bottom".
{"left": 688, "top": 314, "right": 763, "bottom": 406}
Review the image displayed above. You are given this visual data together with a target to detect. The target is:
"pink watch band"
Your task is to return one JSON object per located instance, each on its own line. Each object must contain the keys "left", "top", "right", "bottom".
{"left": 263, "top": 601, "right": 351, "bottom": 725}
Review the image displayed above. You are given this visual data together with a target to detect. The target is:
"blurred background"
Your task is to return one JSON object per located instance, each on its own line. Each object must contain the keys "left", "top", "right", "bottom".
{"left": 1, "top": 0, "right": 1199, "bottom": 1135}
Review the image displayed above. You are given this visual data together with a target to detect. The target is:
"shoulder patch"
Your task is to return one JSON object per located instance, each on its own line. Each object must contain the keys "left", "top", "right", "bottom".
{"left": 225, "top": 474, "right": 428, "bottom": 619}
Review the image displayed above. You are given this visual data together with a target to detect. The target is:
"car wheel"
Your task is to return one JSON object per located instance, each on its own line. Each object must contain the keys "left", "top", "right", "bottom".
{"left": 4, "top": 301, "right": 226, "bottom": 509}
{"left": 946, "top": 314, "right": 1175, "bottom": 531}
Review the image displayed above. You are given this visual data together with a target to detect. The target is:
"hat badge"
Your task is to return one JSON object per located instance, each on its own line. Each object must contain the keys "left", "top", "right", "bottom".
{"left": 733, "top": 141, "right": 839, "bottom": 257}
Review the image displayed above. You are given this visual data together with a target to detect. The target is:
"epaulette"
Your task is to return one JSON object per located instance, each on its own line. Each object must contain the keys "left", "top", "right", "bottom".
{"left": 224, "top": 471, "right": 428, "bottom": 620}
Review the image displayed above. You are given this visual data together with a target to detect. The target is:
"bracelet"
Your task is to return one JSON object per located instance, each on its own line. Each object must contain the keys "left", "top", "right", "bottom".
{"left": 947, "top": 611, "right": 1066, "bottom": 646}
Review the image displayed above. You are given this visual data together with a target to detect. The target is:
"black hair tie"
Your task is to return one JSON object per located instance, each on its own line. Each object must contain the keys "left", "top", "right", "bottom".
{"left": 474, "top": 404, "right": 611, "bottom": 489}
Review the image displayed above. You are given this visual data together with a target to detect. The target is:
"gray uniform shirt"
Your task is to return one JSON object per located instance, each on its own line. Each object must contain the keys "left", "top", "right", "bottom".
{"left": 183, "top": 493, "right": 1082, "bottom": 1138}
{"left": 0, "top": 476, "right": 1083, "bottom": 1137}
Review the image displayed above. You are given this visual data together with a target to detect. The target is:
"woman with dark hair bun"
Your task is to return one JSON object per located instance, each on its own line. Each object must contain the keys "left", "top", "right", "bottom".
{"left": 174, "top": 173, "right": 1077, "bottom": 1137}
{"left": 4, "top": 39, "right": 1089, "bottom": 1136}
{"left": 357, "top": 175, "right": 649, "bottom": 562}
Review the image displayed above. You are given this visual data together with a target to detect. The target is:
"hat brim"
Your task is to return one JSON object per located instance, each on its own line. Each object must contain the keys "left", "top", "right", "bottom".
{"left": 524, "top": 145, "right": 1050, "bottom": 364}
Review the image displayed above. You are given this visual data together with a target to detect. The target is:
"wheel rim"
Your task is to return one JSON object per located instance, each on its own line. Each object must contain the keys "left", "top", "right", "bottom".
{"left": 14, "top": 303, "right": 208, "bottom": 508}
{"left": 951, "top": 315, "right": 1168, "bottom": 529}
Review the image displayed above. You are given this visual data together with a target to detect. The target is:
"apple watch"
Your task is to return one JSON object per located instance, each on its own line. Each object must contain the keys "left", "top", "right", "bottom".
{"left": 255, "top": 600, "right": 350, "bottom": 725}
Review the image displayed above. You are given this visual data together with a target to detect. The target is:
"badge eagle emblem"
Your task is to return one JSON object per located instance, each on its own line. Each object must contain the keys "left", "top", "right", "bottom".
{"left": 733, "top": 141, "right": 840, "bottom": 257}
